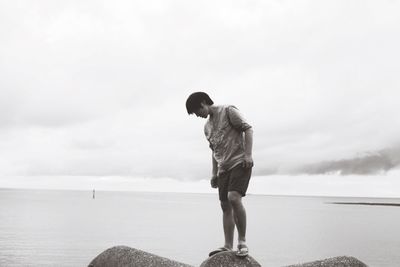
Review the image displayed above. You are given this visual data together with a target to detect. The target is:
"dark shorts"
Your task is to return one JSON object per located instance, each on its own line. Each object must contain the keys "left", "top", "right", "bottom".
{"left": 218, "top": 164, "right": 252, "bottom": 201}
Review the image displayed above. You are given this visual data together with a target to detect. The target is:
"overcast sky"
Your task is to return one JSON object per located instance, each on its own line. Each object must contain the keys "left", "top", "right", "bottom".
{"left": 1, "top": 1, "right": 399, "bottom": 195}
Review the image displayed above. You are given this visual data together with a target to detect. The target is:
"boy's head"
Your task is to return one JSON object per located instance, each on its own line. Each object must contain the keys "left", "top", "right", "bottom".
{"left": 186, "top": 92, "right": 214, "bottom": 118}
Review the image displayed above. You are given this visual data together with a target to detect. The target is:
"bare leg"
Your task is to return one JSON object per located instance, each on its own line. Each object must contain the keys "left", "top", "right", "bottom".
{"left": 220, "top": 200, "right": 235, "bottom": 249}
{"left": 228, "top": 191, "right": 247, "bottom": 244}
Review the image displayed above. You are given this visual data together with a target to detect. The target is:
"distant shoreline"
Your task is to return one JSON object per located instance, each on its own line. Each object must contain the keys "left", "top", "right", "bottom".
{"left": 328, "top": 202, "right": 400, "bottom": 207}
{"left": 0, "top": 187, "right": 400, "bottom": 200}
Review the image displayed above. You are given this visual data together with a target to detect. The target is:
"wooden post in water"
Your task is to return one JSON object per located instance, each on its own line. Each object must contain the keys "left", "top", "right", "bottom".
{"left": 93, "top": 189, "right": 95, "bottom": 199}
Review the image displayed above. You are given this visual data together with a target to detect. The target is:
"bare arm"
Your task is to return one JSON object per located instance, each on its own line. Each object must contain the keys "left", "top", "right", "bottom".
{"left": 243, "top": 127, "right": 254, "bottom": 168}
{"left": 211, "top": 154, "right": 218, "bottom": 188}
{"left": 212, "top": 154, "right": 218, "bottom": 177}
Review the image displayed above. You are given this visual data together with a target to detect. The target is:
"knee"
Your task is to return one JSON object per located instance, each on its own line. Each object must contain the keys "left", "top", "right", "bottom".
{"left": 220, "top": 201, "right": 232, "bottom": 213}
{"left": 228, "top": 191, "right": 242, "bottom": 207}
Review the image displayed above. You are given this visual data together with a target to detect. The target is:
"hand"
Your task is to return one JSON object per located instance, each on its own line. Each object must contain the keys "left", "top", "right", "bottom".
{"left": 210, "top": 175, "right": 218, "bottom": 188}
{"left": 242, "top": 155, "right": 254, "bottom": 169}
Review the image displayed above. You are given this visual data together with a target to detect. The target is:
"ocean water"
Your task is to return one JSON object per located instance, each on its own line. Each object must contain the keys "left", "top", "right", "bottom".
{"left": 0, "top": 188, "right": 399, "bottom": 267}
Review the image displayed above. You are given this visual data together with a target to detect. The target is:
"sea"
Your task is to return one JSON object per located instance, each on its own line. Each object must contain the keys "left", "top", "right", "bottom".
{"left": 0, "top": 188, "right": 399, "bottom": 267}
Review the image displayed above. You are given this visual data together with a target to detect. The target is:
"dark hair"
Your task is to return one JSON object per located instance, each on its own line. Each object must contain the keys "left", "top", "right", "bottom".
{"left": 185, "top": 92, "right": 214, "bottom": 114}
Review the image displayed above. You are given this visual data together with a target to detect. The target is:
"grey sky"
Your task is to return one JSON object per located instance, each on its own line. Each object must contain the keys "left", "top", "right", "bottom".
{"left": 1, "top": 1, "right": 400, "bottom": 187}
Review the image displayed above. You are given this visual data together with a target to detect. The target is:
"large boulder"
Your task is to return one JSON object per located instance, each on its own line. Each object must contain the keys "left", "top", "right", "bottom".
{"left": 285, "top": 256, "right": 368, "bottom": 267}
{"left": 200, "top": 251, "right": 261, "bottom": 267}
{"left": 88, "top": 246, "right": 193, "bottom": 267}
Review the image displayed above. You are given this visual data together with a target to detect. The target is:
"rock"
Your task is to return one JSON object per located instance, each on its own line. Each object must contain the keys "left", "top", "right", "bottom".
{"left": 199, "top": 251, "right": 261, "bottom": 267}
{"left": 285, "top": 256, "right": 368, "bottom": 267}
{"left": 88, "top": 245, "right": 193, "bottom": 267}
{"left": 88, "top": 246, "right": 368, "bottom": 267}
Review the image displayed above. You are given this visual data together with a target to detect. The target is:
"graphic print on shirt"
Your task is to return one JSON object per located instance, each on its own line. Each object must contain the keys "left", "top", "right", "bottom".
{"left": 204, "top": 106, "right": 251, "bottom": 173}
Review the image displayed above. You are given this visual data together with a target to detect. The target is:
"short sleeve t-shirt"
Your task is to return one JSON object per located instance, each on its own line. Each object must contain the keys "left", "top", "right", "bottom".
{"left": 204, "top": 105, "right": 252, "bottom": 174}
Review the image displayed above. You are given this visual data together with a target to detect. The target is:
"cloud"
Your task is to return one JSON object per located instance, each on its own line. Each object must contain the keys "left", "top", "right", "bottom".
{"left": 0, "top": 1, "right": 400, "bottom": 185}
{"left": 296, "top": 145, "right": 400, "bottom": 175}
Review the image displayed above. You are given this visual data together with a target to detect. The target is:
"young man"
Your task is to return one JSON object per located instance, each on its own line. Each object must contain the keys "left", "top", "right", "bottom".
{"left": 186, "top": 92, "right": 254, "bottom": 257}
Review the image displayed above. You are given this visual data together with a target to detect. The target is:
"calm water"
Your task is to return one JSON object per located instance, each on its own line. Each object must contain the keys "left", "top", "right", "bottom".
{"left": 0, "top": 188, "right": 399, "bottom": 267}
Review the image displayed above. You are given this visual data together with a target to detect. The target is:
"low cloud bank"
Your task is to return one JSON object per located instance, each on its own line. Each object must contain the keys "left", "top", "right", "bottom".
{"left": 296, "top": 145, "right": 400, "bottom": 175}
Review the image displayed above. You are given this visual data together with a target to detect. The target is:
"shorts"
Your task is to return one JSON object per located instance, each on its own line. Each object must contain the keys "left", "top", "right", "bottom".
{"left": 218, "top": 164, "right": 252, "bottom": 201}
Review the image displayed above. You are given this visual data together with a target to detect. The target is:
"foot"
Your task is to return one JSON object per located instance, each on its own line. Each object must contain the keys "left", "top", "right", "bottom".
{"left": 236, "top": 244, "right": 249, "bottom": 257}
{"left": 208, "top": 246, "right": 232, "bottom": 257}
